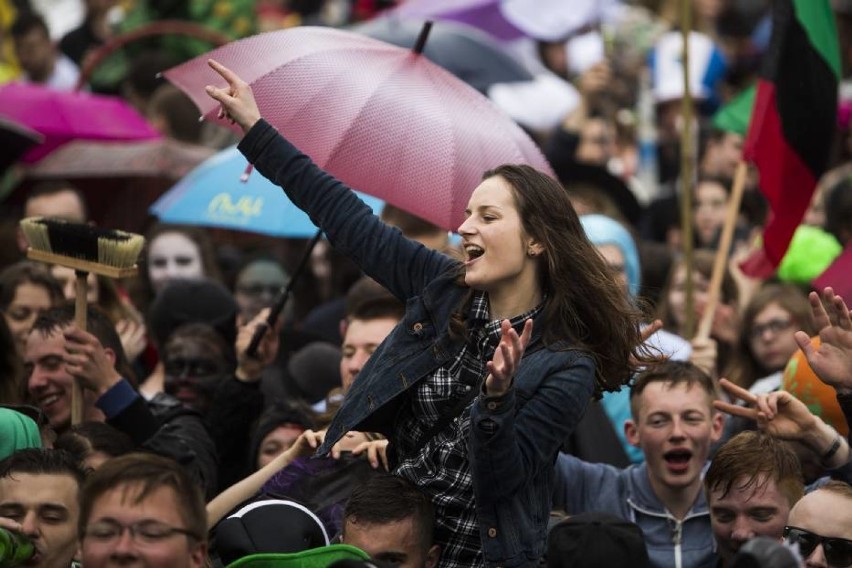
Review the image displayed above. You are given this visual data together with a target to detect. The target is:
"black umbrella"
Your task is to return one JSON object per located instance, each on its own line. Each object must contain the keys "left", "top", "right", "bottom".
{"left": 0, "top": 116, "right": 43, "bottom": 174}
{"left": 352, "top": 18, "right": 533, "bottom": 94}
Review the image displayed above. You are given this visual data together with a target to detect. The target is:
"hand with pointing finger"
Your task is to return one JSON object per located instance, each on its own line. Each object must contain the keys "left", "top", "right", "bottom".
{"left": 714, "top": 378, "right": 848, "bottom": 468}
{"left": 205, "top": 59, "right": 262, "bottom": 133}
{"left": 714, "top": 378, "right": 817, "bottom": 442}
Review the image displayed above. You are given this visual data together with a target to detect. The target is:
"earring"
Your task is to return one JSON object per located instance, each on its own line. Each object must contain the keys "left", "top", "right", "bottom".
{"left": 527, "top": 249, "right": 537, "bottom": 258}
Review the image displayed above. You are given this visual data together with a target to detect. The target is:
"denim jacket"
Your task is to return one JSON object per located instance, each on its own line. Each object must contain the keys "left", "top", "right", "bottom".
{"left": 553, "top": 455, "right": 718, "bottom": 568}
{"left": 240, "top": 120, "right": 597, "bottom": 567}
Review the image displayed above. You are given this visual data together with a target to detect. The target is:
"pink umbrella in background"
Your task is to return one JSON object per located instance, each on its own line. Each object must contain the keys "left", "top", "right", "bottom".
{"left": 163, "top": 25, "right": 553, "bottom": 231}
{"left": 0, "top": 116, "right": 43, "bottom": 173}
{"left": 0, "top": 82, "right": 160, "bottom": 163}
{"left": 14, "top": 138, "right": 215, "bottom": 232}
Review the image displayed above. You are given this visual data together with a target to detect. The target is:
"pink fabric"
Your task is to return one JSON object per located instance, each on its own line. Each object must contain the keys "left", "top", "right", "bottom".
{"left": 164, "top": 27, "right": 553, "bottom": 231}
{"left": 0, "top": 82, "right": 160, "bottom": 163}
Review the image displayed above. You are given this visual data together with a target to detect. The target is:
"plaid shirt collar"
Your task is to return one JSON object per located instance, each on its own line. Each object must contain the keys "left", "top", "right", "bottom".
{"left": 469, "top": 291, "right": 544, "bottom": 348}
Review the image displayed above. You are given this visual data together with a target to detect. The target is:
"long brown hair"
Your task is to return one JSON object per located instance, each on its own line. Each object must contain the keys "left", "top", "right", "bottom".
{"left": 454, "top": 165, "right": 652, "bottom": 394}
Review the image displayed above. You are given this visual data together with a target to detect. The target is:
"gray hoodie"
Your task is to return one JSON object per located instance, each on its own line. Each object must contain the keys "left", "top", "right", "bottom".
{"left": 553, "top": 454, "right": 718, "bottom": 568}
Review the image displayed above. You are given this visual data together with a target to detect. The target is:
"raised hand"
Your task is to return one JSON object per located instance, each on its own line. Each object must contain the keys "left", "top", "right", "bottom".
{"left": 795, "top": 287, "right": 852, "bottom": 393}
{"left": 351, "top": 438, "right": 390, "bottom": 471}
{"left": 235, "top": 308, "right": 280, "bottom": 382}
{"left": 288, "top": 429, "right": 326, "bottom": 459}
{"left": 63, "top": 325, "right": 123, "bottom": 395}
{"left": 714, "top": 378, "right": 819, "bottom": 442}
{"left": 116, "top": 317, "right": 147, "bottom": 362}
{"left": 485, "top": 318, "right": 533, "bottom": 397}
{"left": 205, "top": 59, "right": 262, "bottom": 133}
{"left": 689, "top": 336, "right": 718, "bottom": 379}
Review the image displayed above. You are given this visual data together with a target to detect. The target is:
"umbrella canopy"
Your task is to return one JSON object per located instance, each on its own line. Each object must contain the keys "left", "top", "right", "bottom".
{"left": 14, "top": 139, "right": 215, "bottom": 233}
{"left": 351, "top": 19, "right": 532, "bottom": 94}
{"left": 0, "top": 116, "right": 43, "bottom": 173}
{"left": 391, "top": 0, "right": 524, "bottom": 41}
{"left": 28, "top": 139, "right": 216, "bottom": 180}
{"left": 163, "top": 26, "right": 553, "bottom": 231}
{"left": 0, "top": 82, "right": 160, "bottom": 163}
{"left": 150, "top": 146, "right": 385, "bottom": 238}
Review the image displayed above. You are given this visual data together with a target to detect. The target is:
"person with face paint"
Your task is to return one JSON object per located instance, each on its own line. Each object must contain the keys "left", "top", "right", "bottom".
{"left": 205, "top": 61, "right": 655, "bottom": 567}
{"left": 162, "top": 323, "right": 232, "bottom": 416}
{"left": 146, "top": 279, "right": 275, "bottom": 491}
{"left": 137, "top": 224, "right": 224, "bottom": 316}
{"left": 233, "top": 256, "right": 291, "bottom": 324}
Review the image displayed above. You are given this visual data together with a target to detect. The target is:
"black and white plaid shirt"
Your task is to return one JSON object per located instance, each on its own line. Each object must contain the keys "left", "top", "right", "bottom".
{"left": 394, "top": 291, "right": 541, "bottom": 567}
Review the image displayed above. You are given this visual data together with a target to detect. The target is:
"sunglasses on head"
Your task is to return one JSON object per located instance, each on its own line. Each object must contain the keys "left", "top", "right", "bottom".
{"left": 784, "top": 526, "right": 852, "bottom": 567}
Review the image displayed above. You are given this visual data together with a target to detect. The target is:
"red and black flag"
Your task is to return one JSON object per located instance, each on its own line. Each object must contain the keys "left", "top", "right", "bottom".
{"left": 740, "top": 0, "right": 840, "bottom": 277}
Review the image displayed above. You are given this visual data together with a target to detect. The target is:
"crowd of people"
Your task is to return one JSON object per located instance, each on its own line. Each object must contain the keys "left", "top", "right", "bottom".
{"left": 2, "top": 0, "right": 852, "bottom": 567}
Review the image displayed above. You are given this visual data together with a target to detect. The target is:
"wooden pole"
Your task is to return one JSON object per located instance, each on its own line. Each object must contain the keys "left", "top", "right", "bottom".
{"left": 680, "top": 0, "right": 697, "bottom": 339}
{"left": 696, "top": 161, "right": 748, "bottom": 340}
{"left": 73, "top": 271, "right": 88, "bottom": 425}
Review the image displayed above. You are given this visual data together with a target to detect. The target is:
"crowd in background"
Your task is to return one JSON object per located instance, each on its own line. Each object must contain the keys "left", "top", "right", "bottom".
{"left": 1, "top": 0, "right": 852, "bottom": 567}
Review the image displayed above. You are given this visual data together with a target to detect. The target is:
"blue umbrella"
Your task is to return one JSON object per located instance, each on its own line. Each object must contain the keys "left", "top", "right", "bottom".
{"left": 150, "top": 146, "right": 385, "bottom": 237}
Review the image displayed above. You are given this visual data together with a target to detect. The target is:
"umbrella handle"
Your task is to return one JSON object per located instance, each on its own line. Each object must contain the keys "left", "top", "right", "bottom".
{"left": 245, "top": 229, "right": 324, "bottom": 359}
{"left": 75, "top": 20, "right": 231, "bottom": 92}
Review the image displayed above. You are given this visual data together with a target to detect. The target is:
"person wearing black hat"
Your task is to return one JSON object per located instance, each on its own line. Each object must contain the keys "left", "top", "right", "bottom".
{"left": 544, "top": 512, "right": 650, "bottom": 568}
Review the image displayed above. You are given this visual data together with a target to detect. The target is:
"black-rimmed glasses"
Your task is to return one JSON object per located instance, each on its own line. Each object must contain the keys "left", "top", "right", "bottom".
{"left": 784, "top": 526, "right": 852, "bottom": 567}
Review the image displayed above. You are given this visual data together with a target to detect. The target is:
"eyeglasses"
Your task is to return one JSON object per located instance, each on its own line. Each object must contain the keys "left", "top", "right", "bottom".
{"left": 784, "top": 526, "right": 852, "bottom": 567}
{"left": 83, "top": 520, "right": 200, "bottom": 545}
{"left": 749, "top": 318, "right": 793, "bottom": 340}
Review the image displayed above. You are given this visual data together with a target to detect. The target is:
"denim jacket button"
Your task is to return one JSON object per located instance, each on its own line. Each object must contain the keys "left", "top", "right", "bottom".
{"left": 413, "top": 322, "right": 423, "bottom": 332}
{"left": 487, "top": 402, "right": 497, "bottom": 411}
{"left": 487, "top": 527, "right": 497, "bottom": 538}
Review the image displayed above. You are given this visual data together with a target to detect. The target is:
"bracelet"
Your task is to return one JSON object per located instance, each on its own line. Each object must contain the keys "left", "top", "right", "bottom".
{"left": 821, "top": 434, "right": 843, "bottom": 466}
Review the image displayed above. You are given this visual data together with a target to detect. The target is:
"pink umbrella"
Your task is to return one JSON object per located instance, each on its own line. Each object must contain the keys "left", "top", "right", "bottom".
{"left": 163, "top": 25, "right": 553, "bottom": 231}
{"left": 0, "top": 82, "right": 161, "bottom": 163}
{"left": 17, "top": 138, "right": 215, "bottom": 233}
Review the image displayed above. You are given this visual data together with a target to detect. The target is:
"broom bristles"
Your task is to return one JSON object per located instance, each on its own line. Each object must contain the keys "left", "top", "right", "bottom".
{"left": 20, "top": 217, "right": 144, "bottom": 269}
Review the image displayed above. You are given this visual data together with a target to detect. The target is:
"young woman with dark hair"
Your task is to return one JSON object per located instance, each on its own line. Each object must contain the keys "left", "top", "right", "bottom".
{"left": 205, "top": 60, "right": 653, "bottom": 567}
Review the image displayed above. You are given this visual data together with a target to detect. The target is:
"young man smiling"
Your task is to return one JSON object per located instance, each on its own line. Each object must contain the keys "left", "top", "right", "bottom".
{"left": 552, "top": 361, "right": 724, "bottom": 568}
{"left": 24, "top": 305, "right": 218, "bottom": 497}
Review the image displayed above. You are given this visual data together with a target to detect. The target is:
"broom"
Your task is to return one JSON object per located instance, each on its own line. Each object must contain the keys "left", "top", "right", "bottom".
{"left": 19, "top": 217, "right": 144, "bottom": 425}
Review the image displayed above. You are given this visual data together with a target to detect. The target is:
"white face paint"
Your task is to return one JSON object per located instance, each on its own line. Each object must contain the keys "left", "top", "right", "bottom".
{"left": 147, "top": 232, "right": 204, "bottom": 294}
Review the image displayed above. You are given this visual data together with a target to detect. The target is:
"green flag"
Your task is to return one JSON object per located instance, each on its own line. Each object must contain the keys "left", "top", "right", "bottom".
{"left": 712, "top": 85, "right": 756, "bottom": 136}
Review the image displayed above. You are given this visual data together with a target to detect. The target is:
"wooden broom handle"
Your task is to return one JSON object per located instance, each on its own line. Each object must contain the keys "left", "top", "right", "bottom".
{"left": 696, "top": 161, "right": 748, "bottom": 340}
{"left": 72, "top": 271, "right": 88, "bottom": 426}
